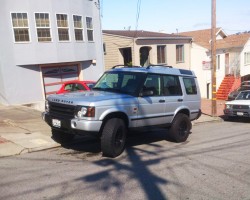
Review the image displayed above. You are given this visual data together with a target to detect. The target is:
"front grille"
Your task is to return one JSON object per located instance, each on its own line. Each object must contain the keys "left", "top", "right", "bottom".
{"left": 232, "top": 111, "right": 249, "bottom": 117}
{"left": 49, "top": 102, "right": 76, "bottom": 118}
{"left": 232, "top": 105, "right": 249, "bottom": 109}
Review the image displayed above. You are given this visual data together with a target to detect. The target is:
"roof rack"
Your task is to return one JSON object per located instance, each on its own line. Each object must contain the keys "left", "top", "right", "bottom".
{"left": 146, "top": 65, "right": 172, "bottom": 69}
{"left": 112, "top": 65, "right": 141, "bottom": 69}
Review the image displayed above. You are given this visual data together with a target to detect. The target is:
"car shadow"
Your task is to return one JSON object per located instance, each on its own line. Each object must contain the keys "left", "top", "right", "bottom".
{"left": 59, "top": 127, "right": 175, "bottom": 156}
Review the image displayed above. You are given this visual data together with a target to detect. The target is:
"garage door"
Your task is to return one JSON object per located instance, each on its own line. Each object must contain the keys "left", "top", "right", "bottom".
{"left": 41, "top": 64, "right": 80, "bottom": 96}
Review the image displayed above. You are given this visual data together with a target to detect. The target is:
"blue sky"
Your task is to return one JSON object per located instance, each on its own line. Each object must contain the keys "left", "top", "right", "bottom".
{"left": 100, "top": 0, "right": 250, "bottom": 34}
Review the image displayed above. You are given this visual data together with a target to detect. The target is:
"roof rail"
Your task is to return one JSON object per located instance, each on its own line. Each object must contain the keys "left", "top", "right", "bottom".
{"left": 146, "top": 64, "right": 172, "bottom": 69}
{"left": 112, "top": 65, "right": 141, "bottom": 69}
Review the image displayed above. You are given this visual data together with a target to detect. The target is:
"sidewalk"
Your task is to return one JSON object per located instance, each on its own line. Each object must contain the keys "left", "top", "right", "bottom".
{"left": 0, "top": 105, "right": 59, "bottom": 157}
{"left": 0, "top": 99, "right": 226, "bottom": 157}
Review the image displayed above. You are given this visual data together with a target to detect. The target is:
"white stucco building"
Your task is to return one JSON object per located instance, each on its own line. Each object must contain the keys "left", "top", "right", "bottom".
{"left": 181, "top": 28, "right": 250, "bottom": 99}
{"left": 0, "top": 0, "right": 104, "bottom": 109}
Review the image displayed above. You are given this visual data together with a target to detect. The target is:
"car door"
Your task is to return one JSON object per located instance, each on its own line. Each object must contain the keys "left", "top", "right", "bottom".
{"left": 137, "top": 74, "right": 167, "bottom": 127}
{"left": 162, "top": 75, "right": 184, "bottom": 123}
{"left": 181, "top": 77, "right": 201, "bottom": 120}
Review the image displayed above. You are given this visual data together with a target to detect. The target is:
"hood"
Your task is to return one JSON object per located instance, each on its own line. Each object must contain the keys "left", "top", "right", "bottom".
{"left": 226, "top": 99, "right": 250, "bottom": 106}
{"left": 47, "top": 90, "right": 134, "bottom": 106}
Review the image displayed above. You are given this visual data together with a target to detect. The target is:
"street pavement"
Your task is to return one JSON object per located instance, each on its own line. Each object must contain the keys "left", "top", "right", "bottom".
{"left": 0, "top": 99, "right": 225, "bottom": 158}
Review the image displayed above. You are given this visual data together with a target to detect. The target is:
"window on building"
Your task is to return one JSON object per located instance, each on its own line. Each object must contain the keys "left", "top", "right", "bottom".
{"left": 216, "top": 55, "right": 220, "bottom": 70}
{"left": 176, "top": 45, "right": 184, "bottom": 63}
{"left": 86, "top": 17, "right": 94, "bottom": 41}
{"left": 35, "top": 13, "right": 51, "bottom": 42}
{"left": 73, "top": 15, "right": 83, "bottom": 41}
{"left": 11, "top": 13, "right": 30, "bottom": 42}
{"left": 244, "top": 52, "right": 250, "bottom": 65}
{"left": 103, "top": 43, "right": 106, "bottom": 55}
{"left": 157, "top": 45, "right": 166, "bottom": 64}
{"left": 56, "top": 14, "right": 69, "bottom": 41}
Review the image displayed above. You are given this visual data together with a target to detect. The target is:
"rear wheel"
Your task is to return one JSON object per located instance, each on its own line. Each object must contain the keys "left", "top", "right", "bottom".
{"left": 169, "top": 113, "right": 191, "bottom": 142}
{"left": 101, "top": 118, "right": 127, "bottom": 158}
{"left": 51, "top": 129, "right": 75, "bottom": 144}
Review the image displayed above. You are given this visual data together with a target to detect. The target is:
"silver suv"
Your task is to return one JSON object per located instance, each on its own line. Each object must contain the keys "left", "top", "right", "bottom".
{"left": 42, "top": 65, "right": 201, "bottom": 157}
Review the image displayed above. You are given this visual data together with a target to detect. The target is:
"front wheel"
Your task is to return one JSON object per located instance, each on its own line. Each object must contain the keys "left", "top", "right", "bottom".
{"left": 101, "top": 118, "right": 127, "bottom": 158}
{"left": 169, "top": 113, "right": 191, "bottom": 142}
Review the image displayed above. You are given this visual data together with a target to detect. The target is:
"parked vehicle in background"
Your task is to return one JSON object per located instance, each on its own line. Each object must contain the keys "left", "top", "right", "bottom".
{"left": 43, "top": 65, "right": 201, "bottom": 158}
{"left": 224, "top": 90, "right": 250, "bottom": 119}
{"left": 227, "top": 81, "right": 250, "bottom": 101}
{"left": 56, "top": 80, "right": 95, "bottom": 94}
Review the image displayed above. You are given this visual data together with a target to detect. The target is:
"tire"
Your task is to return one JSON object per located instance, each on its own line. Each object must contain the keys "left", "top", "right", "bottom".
{"left": 169, "top": 113, "right": 191, "bottom": 143}
{"left": 101, "top": 118, "right": 127, "bottom": 158}
{"left": 52, "top": 129, "right": 75, "bottom": 144}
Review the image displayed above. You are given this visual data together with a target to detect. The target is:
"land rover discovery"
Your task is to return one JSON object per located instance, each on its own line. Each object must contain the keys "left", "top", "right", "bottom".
{"left": 42, "top": 65, "right": 201, "bottom": 157}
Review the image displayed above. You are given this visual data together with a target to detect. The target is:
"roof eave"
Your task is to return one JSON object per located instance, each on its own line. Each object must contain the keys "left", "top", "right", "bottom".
{"left": 137, "top": 37, "right": 192, "bottom": 40}
{"left": 102, "top": 33, "right": 133, "bottom": 39}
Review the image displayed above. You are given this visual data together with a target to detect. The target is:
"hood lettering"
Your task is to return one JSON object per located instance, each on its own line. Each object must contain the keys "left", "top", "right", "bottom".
{"left": 51, "top": 99, "right": 74, "bottom": 104}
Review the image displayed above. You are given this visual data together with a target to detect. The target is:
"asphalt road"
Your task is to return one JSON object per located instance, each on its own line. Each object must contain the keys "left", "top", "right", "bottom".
{"left": 1, "top": 119, "right": 250, "bottom": 200}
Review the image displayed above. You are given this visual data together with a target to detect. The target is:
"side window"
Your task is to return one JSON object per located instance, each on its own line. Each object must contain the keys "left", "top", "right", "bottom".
{"left": 64, "top": 84, "right": 73, "bottom": 91}
{"left": 163, "top": 75, "right": 182, "bottom": 96}
{"left": 121, "top": 75, "right": 137, "bottom": 94}
{"left": 143, "top": 74, "right": 161, "bottom": 96}
{"left": 183, "top": 78, "right": 197, "bottom": 95}
{"left": 75, "top": 83, "right": 85, "bottom": 91}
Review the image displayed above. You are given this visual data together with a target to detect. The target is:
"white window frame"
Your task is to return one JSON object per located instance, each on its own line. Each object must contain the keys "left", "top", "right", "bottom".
{"left": 73, "top": 15, "right": 84, "bottom": 42}
{"left": 244, "top": 52, "right": 250, "bottom": 65}
{"left": 176, "top": 44, "right": 184, "bottom": 63}
{"left": 11, "top": 12, "right": 30, "bottom": 43}
{"left": 35, "top": 12, "right": 52, "bottom": 42}
{"left": 86, "top": 16, "right": 94, "bottom": 42}
{"left": 56, "top": 13, "right": 70, "bottom": 42}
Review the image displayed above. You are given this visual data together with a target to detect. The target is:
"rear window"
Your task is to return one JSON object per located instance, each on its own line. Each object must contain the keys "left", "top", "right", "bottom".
{"left": 183, "top": 78, "right": 197, "bottom": 95}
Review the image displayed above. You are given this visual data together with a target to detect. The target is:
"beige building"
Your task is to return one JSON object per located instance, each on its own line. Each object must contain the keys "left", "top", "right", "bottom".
{"left": 102, "top": 30, "right": 192, "bottom": 70}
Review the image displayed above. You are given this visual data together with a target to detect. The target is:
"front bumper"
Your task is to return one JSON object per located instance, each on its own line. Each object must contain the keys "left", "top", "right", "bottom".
{"left": 42, "top": 112, "right": 102, "bottom": 133}
{"left": 224, "top": 109, "right": 250, "bottom": 117}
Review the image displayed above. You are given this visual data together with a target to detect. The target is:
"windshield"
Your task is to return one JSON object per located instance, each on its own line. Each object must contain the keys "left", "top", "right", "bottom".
{"left": 93, "top": 71, "right": 146, "bottom": 95}
{"left": 236, "top": 91, "right": 250, "bottom": 100}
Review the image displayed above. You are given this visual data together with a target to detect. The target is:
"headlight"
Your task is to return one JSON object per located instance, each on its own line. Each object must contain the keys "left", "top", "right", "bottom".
{"left": 45, "top": 100, "right": 49, "bottom": 112}
{"left": 75, "top": 106, "right": 95, "bottom": 118}
{"left": 226, "top": 104, "right": 231, "bottom": 109}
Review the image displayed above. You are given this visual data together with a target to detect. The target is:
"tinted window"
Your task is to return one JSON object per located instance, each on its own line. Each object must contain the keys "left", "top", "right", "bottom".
{"left": 75, "top": 83, "right": 85, "bottom": 91}
{"left": 93, "top": 72, "right": 145, "bottom": 95}
{"left": 64, "top": 84, "right": 73, "bottom": 91}
{"left": 162, "top": 75, "right": 182, "bottom": 96}
{"left": 143, "top": 74, "right": 161, "bottom": 96}
{"left": 236, "top": 91, "right": 250, "bottom": 100}
{"left": 183, "top": 78, "right": 197, "bottom": 95}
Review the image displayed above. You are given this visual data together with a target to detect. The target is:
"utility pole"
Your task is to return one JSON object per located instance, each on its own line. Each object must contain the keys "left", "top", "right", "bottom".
{"left": 211, "top": 0, "right": 217, "bottom": 116}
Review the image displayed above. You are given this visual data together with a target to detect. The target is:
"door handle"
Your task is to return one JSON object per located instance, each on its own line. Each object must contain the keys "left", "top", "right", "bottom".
{"left": 178, "top": 99, "right": 183, "bottom": 102}
{"left": 159, "top": 99, "right": 165, "bottom": 103}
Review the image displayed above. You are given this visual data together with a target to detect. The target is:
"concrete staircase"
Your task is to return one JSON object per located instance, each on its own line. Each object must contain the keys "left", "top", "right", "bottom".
{"left": 216, "top": 75, "right": 241, "bottom": 100}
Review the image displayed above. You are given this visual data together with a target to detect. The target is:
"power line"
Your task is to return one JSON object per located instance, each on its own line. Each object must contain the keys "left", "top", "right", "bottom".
{"left": 135, "top": 0, "right": 142, "bottom": 31}
{"left": 133, "top": 0, "right": 142, "bottom": 39}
